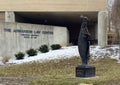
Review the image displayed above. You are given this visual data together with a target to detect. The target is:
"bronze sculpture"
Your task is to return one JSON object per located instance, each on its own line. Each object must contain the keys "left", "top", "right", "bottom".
{"left": 78, "top": 17, "right": 90, "bottom": 65}
{"left": 76, "top": 16, "right": 95, "bottom": 77}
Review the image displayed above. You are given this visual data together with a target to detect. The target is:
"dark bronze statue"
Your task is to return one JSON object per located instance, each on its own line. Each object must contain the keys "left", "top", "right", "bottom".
{"left": 76, "top": 16, "right": 95, "bottom": 77}
{"left": 78, "top": 17, "right": 90, "bottom": 65}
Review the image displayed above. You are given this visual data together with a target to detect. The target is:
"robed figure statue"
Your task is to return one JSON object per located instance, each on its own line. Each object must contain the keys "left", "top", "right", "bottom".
{"left": 76, "top": 16, "right": 95, "bottom": 77}
{"left": 78, "top": 17, "right": 90, "bottom": 65}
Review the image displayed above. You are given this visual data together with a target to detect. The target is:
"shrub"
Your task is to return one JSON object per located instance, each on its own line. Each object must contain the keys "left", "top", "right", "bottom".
{"left": 1, "top": 56, "right": 11, "bottom": 64}
{"left": 51, "top": 44, "right": 61, "bottom": 50}
{"left": 39, "top": 45, "right": 49, "bottom": 53}
{"left": 15, "top": 52, "right": 25, "bottom": 60}
{"left": 26, "top": 48, "right": 37, "bottom": 56}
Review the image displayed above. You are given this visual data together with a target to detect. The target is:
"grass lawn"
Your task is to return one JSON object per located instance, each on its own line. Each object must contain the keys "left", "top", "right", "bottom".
{"left": 0, "top": 57, "right": 120, "bottom": 85}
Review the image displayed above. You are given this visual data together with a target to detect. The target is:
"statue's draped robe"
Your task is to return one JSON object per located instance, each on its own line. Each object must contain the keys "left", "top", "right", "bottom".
{"left": 78, "top": 20, "right": 90, "bottom": 65}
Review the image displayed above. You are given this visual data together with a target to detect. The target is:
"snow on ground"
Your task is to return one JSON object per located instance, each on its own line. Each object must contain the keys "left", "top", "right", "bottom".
{"left": 8, "top": 46, "right": 79, "bottom": 64}
{"left": 90, "top": 45, "right": 119, "bottom": 60}
{"left": 6, "top": 45, "right": 120, "bottom": 64}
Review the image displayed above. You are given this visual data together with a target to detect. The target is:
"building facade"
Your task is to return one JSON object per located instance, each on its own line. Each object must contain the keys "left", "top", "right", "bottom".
{"left": 0, "top": 0, "right": 108, "bottom": 57}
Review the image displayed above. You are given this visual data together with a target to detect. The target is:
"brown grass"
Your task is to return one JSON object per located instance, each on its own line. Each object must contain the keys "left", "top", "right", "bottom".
{"left": 0, "top": 57, "right": 120, "bottom": 85}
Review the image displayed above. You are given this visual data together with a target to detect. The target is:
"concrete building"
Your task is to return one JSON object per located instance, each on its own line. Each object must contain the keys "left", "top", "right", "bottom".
{"left": 0, "top": 0, "right": 108, "bottom": 57}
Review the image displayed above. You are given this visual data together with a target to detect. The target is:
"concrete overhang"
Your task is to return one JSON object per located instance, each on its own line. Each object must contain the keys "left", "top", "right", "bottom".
{"left": 15, "top": 12, "right": 98, "bottom": 27}
{"left": 0, "top": 0, "right": 106, "bottom": 11}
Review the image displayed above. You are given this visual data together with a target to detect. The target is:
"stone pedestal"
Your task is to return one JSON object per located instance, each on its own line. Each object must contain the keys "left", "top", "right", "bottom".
{"left": 76, "top": 65, "right": 95, "bottom": 77}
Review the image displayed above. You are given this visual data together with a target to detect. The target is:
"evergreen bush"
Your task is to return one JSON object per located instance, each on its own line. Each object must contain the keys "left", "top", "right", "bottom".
{"left": 39, "top": 45, "right": 49, "bottom": 53}
{"left": 51, "top": 44, "right": 61, "bottom": 50}
{"left": 26, "top": 48, "right": 37, "bottom": 56}
{"left": 15, "top": 52, "right": 25, "bottom": 60}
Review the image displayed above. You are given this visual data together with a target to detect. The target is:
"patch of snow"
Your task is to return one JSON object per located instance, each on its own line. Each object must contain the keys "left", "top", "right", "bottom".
{"left": 5, "top": 45, "right": 120, "bottom": 64}
{"left": 0, "top": 61, "right": 5, "bottom": 66}
{"left": 8, "top": 46, "right": 79, "bottom": 64}
{"left": 90, "top": 45, "right": 119, "bottom": 60}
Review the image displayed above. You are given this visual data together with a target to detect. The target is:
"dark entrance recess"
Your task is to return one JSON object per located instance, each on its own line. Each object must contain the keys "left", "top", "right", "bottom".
{"left": 15, "top": 12, "right": 98, "bottom": 45}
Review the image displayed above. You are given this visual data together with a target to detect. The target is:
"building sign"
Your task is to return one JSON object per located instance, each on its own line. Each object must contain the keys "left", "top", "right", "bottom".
{"left": 4, "top": 28, "right": 53, "bottom": 39}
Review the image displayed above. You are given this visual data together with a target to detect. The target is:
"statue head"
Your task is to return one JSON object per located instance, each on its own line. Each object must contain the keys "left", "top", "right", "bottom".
{"left": 80, "top": 16, "right": 89, "bottom": 29}
{"left": 82, "top": 17, "right": 89, "bottom": 23}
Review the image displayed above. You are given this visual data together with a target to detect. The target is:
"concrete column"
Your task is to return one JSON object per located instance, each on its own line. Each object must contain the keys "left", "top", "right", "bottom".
{"left": 98, "top": 11, "right": 107, "bottom": 47}
{"left": 5, "top": 11, "right": 15, "bottom": 22}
